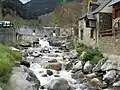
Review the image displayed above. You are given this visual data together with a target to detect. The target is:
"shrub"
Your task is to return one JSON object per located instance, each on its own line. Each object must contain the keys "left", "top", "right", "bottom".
{"left": 68, "top": 41, "right": 75, "bottom": 49}
{"left": 81, "top": 48, "right": 103, "bottom": 64}
{"left": 68, "top": 41, "right": 87, "bottom": 55}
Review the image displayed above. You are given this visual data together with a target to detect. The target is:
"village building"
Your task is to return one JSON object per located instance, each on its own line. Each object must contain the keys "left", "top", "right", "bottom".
{"left": 78, "top": 0, "right": 112, "bottom": 47}
{"left": 78, "top": 0, "right": 120, "bottom": 55}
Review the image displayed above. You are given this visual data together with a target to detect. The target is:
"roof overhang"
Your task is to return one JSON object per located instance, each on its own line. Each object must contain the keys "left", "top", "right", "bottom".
{"left": 109, "top": 0, "right": 120, "bottom": 6}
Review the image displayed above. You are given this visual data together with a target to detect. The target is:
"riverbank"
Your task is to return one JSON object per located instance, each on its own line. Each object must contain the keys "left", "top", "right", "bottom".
{"left": 0, "top": 44, "right": 22, "bottom": 90}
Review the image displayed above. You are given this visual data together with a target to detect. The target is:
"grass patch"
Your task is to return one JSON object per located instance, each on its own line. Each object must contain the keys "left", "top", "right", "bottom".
{"left": 0, "top": 44, "right": 22, "bottom": 89}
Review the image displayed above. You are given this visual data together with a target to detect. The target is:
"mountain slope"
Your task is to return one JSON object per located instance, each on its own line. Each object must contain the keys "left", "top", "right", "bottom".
{"left": 23, "top": 0, "right": 60, "bottom": 19}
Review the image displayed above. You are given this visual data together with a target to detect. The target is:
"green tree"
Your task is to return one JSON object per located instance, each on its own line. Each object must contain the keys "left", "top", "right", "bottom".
{"left": 1, "top": 0, "right": 24, "bottom": 17}
{"left": 52, "top": 2, "right": 82, "bottom": 27}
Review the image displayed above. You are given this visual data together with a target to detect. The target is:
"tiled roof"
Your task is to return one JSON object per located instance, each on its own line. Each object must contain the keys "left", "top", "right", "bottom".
{"left": 79, "top": 12, "right": 96, "bottom": 20}
{"left": 79, "top": 0, "right": 111, "bottom": 20}
{"left": 92, "top": 0, "right": 111, "bottom": 14}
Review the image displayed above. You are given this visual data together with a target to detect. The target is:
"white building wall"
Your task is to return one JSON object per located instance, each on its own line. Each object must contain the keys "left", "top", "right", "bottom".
{"left": 78, "top": 19, "right": 96, "bottom": 47}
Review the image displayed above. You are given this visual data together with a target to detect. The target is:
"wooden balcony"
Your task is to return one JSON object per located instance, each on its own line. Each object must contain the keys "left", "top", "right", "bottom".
{"left": 99, "top": 27, "right": 120, "bottom": 37}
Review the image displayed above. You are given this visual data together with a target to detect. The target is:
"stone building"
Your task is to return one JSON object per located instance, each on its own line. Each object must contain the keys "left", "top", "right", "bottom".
{"left": 78, "top": 0, "right": 112, "bottom": 47}
{"left": 78, "top": 0, "right": 120, "bottom": 55}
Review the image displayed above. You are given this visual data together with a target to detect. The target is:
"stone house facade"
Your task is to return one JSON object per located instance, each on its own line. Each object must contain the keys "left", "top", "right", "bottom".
{"left": 78, "top": 0, "right": 112, "bottom": 47}
{"left": 99, "top": 0, "right": 120, "bottom": 55}
{"left": 78, "top": 0, "right": 120, "bottom": 55}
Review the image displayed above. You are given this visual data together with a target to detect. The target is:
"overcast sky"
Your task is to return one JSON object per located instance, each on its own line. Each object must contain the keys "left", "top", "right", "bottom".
{"left": 19, "top": 0, "right": 31, "bottom": 4}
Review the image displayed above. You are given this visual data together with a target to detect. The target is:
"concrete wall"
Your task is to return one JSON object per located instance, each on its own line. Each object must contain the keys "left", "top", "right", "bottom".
{"left": 78, "top": 19, "right": 96, "bottom": 47}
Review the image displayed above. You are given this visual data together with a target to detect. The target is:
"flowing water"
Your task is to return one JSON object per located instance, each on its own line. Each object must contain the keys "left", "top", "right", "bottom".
{"left": 26, "top": 38, "right": 120, "bottom": 90}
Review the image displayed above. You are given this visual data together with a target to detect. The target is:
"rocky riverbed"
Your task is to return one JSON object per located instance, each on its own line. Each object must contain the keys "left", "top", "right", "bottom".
{"left": 9, "top": 37, "right": 120, "bottom": 90}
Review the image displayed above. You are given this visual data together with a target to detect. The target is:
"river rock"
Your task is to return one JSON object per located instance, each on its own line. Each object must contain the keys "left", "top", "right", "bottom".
{"left": 46, "top": 70, "right": 53, "bottom": 76}
{"left": 10, "top": 46, "right": 20, "bottom": 52}
{"left": 92, "top": 58, "right": 107, "bottom": 72}
{"left": 101, "top": 60, "right": 117, "bottom": 71}
{"left": 47, "top": 78, "right": 72, "bottom": 90}
{"left": 69, "top": 50, "right": 79, "bottom": 59}
{"left": 19, "top": 41, "right": 31, "bottom": 47}
{"left": 54, "top": 74, "right": 60, "bottom": 77}
{"left": 74, "top": 84, "right": 89, "bottom": 90}
{"left": 20, "top": 61, "right": 30, "bottom": 68}
{"left": 10, "top": 66, "right": 40, "bottom": 90}
{"left": 103, "top": 70, "right": 117, "bottom": 85}
{"left": 41, "top": 74, "right": 47, "bottom": 77}
{"left": 86, "top": 73, "right": 97, "bottom": 79}
{"left": 64, "top": 61, "right": 73, "bottom": 70}
{"left": 72, "top": 70, "right": 84, "bottom": 79}
{"left": 63, "top": 55, "right": 70, "bottom": 59}
{"left": 90, "top": 78, "right": 103, "bottom": 89}
{"left": 44, "top": 62, "right": 62, "bottom": 71}
{"left": 72, "top": 61, "right": 83, "bottom": 73}
{"left": 32, "top": 50, "right": 41, "bottom": 57}
{"left": 48, "top": 59, "right": 57, "bottom": 63}
{"left": 113, "top": 81, "right": 120, "bottom": 87}
{"left": 83, "top": 61, "right": 93, "bottom": 73}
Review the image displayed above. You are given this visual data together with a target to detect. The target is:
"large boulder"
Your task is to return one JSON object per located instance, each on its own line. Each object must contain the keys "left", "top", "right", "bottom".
{"left": 72, "top": 61, "right": 83, "bottom": 73}
{"left": 10, "top": 66, "right": 40, "bottom": 90}
{"left": 69, "top": 50, "right": 79, "bottom": 59}
{"left": 71, "top": 70, "right": 84, "bottom": 79}
{"left": 90, "top": 78, "right": 103, "bottom": 89}
{"left": 83, "top": 61, "right": 93, "bottom": 73}
{"left": 103, "top": 70, "right": 117, "bottom": 85}
{"left": 44, "top": 62, "right": 62, "bottom": 71}
{"left": 47, "top": 78, "right": 72, "bottom": 90}
{"left": 86, "top": 73, "right": 97, "bottom": 79}
{"left": 101, "top": 60, "right": 117, "bottom": 71}
{"left": 92, "top": 58, "right": 107, "bottom": 72}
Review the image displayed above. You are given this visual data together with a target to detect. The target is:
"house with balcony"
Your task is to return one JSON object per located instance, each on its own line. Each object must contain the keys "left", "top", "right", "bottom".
{"left": 98, "top": 0, "right": 120, "bottom": 55}
{"left": 78, "top": 0, "right": 120, "bottom": 55}
{"left": 78, "top": 0, "right": 112, "bottom": 47}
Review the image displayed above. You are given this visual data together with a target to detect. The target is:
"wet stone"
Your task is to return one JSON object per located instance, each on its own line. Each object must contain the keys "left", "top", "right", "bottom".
{"left": 54, "top": 74, "right": 60, "bottom": 77}
{"left": 46, "top": 70, "right": 53, "bottom": 76}
{"left": 41, "top": 74, "right": 47, "bottom": 77}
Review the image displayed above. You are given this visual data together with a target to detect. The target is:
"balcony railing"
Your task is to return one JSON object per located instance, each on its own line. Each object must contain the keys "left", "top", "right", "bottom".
{"left": 99, "top": 27, "right": 120, "bottom": 37}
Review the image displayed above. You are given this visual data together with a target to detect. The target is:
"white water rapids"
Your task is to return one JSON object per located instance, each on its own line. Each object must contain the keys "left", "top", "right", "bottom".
{"left": 28, "top": 38, "right": 78, "bottom": 90}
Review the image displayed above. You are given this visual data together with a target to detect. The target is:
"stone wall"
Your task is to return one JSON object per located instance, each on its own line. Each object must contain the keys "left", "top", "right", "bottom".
{"left": 78, "top": 19, "right": 97, "bottom": 47}
{"left": 99, "top": 35, "right": 120, "bottom": 55}
{"left": 0, "top": 28, "right": 16, "bottom": 44}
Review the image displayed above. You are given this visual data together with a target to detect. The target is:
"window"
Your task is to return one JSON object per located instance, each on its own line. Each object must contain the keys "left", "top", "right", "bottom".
{"left": 90, "top": 29, "right": 94, "bottom": 38}
{"left": 80, "top": 30, "right": 83, "bottom": 40}
{"left": 86, "top": 19, "right": 89, "bottom": 27}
